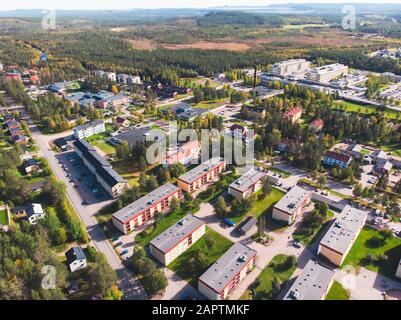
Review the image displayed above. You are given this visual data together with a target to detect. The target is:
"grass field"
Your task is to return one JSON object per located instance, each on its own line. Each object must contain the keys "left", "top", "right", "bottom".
{"left": 325, "top": 281, "right": 350, "bottom": 300}
{"left": 0, "top": 209, "right": 8, "bottom": 225}
{"left": 168, "top": 227, "right": 233, "bottom": 288}
{"left": 135, "top": 206, "right": 198, "bottom": 247}
{"left": 332, "top": 100, "right": 401, "bottom": 120}
{"left": 241, "top": 254, "right": 297, "bottom": 300}
{"left": 91, "top": 140, "right": 116, "bottom": 156}
{"left": 342, "top": 227, "right": 401, "bottom": 279}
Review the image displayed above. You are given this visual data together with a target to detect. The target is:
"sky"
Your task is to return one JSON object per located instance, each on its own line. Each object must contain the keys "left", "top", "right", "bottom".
{"left": 1, "top": 0, "right": 401, "bottom": 11}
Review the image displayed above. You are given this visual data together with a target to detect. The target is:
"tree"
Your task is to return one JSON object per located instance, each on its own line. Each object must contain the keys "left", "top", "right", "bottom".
{"left": 262, "top": 178, "right": 272, "bottom": 196}
{"left": 142, "top": 269, "right": 168, "bottom": 295}
{"left": 215, "top": 196, "right": 227, "bottom": 217}
{"left": 87, "top": 253, "right": 118, "bottom": 298}
{"left": 353, "top": 183, "right": 362, "bottom": 198}
{"left": 204, "top": 233, "right": 216, "bottom": 250}
{"left": 317, "top": 175, "right": 327, "bottom": 188}
{"left": 104, "top": 284, "right": 123, "bottom": 300}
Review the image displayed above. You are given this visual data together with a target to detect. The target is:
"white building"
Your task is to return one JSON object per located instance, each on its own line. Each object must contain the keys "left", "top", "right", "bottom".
{"left": 94, "top": 70, "right": 116, "bottom": 82}
{"left": 73, "top": 120, "right": 106, "bottom": 140}
{"left": 228, "top": 169, "right": 267, "bottom": 200}
{"left": 65, "top": 247, "right": 87, "bottom": 273}
{"left": 270, "top": 59, "right": 311, "bottom": 77}
{"left": 12, "top": 203, "right": 46, "bottom": 225}
{"left": 305, "top": 63, "right": 348, "bottom": 83}
{"left": 117, "top": 74, "right": 141, "bottom": 85}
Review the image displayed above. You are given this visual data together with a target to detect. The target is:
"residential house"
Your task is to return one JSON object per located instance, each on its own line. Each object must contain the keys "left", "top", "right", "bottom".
{"left": 309, "top": 119, "right": 324, "bottom": 132}
{"left": 115, "top": 116, "right": 130, "bottom": 128}
{"left": 323, "top": 151, "right": 352, "bottom": 169}
{"left": 11, "top": 134, "right": 28, "bottom": 145}
{"left": 283, "top": 107, "right": 303, "bottom": 124}
{"left": 65, "top": 247, "right": 87, "bottom": 273}
{"left": 242, "top": 105, "right": 266, "bottom": 121}
{"left": 12, "top": 203, "right": 46, "bottom": 225}
{"left": 23, "top": 158, "right": 40, "bottom": 175}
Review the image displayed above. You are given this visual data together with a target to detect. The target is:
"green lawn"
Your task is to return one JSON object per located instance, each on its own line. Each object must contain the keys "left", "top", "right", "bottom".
{"left": 325, "top": 281, "right": 350, "bottom": 300}
{"left": 342, "top": 226, "right": 401, "bottom": 279}
{"left": 332, "top": 100, "right": 401, "bottom": 120}
{"left": 168, "top": 227, "right": 233, "bottom": 287}
{"left": 241, "top": 254, "right": 297, "bottom": 300}
{"left": 0, "top": 209, "right": 8, "bottom": 225}
{"left": 293, "top": 211, "right": 334, "bottom": 246}
{"left": 193, "top": 99, "right": 228, "bottom": 109}
{"left": 135, "top": 207, "right": 194, "bottom": 247}
{"left": 91, "top": 140, "right": 116, "bottom": 156}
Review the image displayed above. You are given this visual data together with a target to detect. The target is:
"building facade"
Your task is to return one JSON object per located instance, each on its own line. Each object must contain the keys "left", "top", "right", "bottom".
{"left": 112, "top": 183, "right": 182, "bottom": 234}
{"left": 272, "top": 186, "right": 312, "bottom": 225}
{"left": 198, "top": 242, "right": 257, "bottom": 300}
{"left": 178, "top": 158, "right": 226, "bottom": 193}
{"left": 73, "top": 120, "right": 106, "bottom": 140}
{"left": 228, "top": 169, "right": 267, "bottom": 200}
{"left": 271, "top": 59, "right": 311, "bottom": 77}
{"left": 323, "top": 151, "right": 352, "bottom": 169}
{"left": 150, "top": 214, "right": 205, "bottom": 266}
{"left": 318, "top": 205, "right": 367, "bottom": 266}
{"left": 305, "top": 63, "right": 348, "bottom": 83}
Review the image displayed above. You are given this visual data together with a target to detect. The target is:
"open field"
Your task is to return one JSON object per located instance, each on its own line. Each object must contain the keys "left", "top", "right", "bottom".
{"left": 168, "top": 227, "right": 233, "bottom": 287}
{"left": 342, "top": 226, "right": 401, "bottom": 279}
{"left": 241, "top": 254, "right": 297, "bottom": 300}
{"left": 91, "top": 140, "right": 116, "bottom": 156}
{"left": 0, "top": 209, "right": 8, "bottom": 225}
{"left": 128, "top": 38, "right": 157, "bottom": 50}
{"left": 325, "top": 281, "right": 350, "bottom": 300}
{"left": 333, "top": 100, "right": 401, "bottom": 120}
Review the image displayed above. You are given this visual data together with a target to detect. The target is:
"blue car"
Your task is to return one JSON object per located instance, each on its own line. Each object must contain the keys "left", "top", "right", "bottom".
{"left": 223, "top": 218, "right": 236, "bottom": 227}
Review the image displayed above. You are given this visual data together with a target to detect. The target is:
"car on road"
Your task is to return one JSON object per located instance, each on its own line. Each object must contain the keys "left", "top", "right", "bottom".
{"left": 292, "top": 241, "right": 302, "bottom": 249}
{"left": 120, "top": 250, "right": 129, "bottom": 256}
{"left": 345, "top": 185, "right": 353, "bottom": 189}
{"left": 114, "top": 241, "right": 123, "bottom": 247}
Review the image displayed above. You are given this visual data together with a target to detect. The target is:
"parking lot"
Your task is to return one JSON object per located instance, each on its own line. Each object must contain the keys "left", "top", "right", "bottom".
{"left": 55, "top": 151, "right": 111, "bottom": 206}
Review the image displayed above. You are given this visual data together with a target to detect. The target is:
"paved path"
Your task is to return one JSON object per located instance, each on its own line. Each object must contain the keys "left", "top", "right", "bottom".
{"left": 21, "top": 110, "right": 147, "bottom": 300}
{"left": 162, "top": 268, "right": 203, "bottom": 300}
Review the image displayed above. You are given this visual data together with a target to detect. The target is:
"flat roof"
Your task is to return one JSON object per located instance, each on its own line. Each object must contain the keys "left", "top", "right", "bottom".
{"left": 112, "top": 183, "right": 180, "bottom": 223}
{"left": 74, "top": 120, "right": 104, "bottom": 132}
{"left": 319, "top": 205, "right": 368, "bottom": 254}
{"left": 283, "top": 260, "right": 335, "bottom": 300}
{"left": 229, "top": 169, "right": 266, "bottom": 193}
{"left": 150, "top": 214, "right": 204, "bottom": 253}
{"left": 198, "top": 242, "right": 256, "bottom": 293}
{"left": 273, "top": 186, "right": 311, "bottom": 216}
{"left": 178, "top": 157, "right": 225, "bottom": 185}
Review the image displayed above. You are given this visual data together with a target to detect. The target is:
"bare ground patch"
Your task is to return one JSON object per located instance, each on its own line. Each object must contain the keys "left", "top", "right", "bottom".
{"left": 162, "top": 41, "right": 251, "bottom": 51}
{"left": 128, "top": 39, "right": 157, "bottom": 50}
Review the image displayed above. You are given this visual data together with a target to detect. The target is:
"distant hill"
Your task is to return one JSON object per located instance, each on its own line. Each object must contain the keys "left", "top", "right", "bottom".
{"left": 196, "top": 11, "right": 284, "bottom": 27}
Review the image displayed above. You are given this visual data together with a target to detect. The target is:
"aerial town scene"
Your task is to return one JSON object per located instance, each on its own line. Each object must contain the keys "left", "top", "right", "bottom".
{"left": 1, "top": 1, "right": 401, "bottom": 308}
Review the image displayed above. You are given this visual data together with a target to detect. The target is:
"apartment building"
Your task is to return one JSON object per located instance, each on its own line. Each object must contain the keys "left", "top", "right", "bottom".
{"left": 271, "top": 59, "right": 311, "bottom": 77}
{"left": 228, "top": 169, "right": 267, "bottom": 200}
{"left": 198, "top": 242, "right": 257, "bottom": 300}
{"left": 94, "top": 70, "right": 116, "bottom": 82}
{"left": 283, "top": 107, "right": 303, "bottom": 123}
{"left": 117, "top": 74, "right": 141, "bottom": 85}
{"left": 272, "top": 186, "right": 312, "bottom": 225}
{"left": 242, "top": 105, "right": 266, "bottom": 121}
{"left": 323, "top": 151, "right": 352, "bottom": 169}
{"left": 73, "top": 139, "right": 128, "bottom": 198}
{"left": 150, "top": 214, "right": 205, "bottom": 266}
{"left": 305, "top": 63, "right": 348, "bottom": 83}
{"left": 73, "top": 120, "right": 106, "bottom": 140}
{"left": 283, "top": 260, "right": 335, "bottom": 300}
{"left": 112, "top": 183, "right": 182, "bottom": 234}
{"left": 318, "top": 205, "right": 368, "bottom": 266}
{"left": 177, "top": 158, "right": 226, "bottom": 193}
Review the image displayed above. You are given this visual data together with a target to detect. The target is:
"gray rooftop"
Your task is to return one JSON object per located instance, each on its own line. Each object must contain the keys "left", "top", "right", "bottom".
{"left": 198, "top": 242, "right": 256, "bottom": 293}
{"left": 150, "top": 214, "right": 204, "bottom": 253}
{"left": 273, "top": 186, "right": 312, "bottom": 216}
{"left": 178, "top": 157, "right": 225, "bottom": 184}
{"left": 319, "top": 205, "right": 368, "bottom": 254}
{"left": 229, "top": 169, "right": 266, "bottom": 193}
{"left": 74, "top": 120, "right": 104, "bottom": 132}
{"left": 283, "top": 260, "right": 335, "bottom": 300}
{"left": 112, "top": 183, "right": 180, "bottom": 223}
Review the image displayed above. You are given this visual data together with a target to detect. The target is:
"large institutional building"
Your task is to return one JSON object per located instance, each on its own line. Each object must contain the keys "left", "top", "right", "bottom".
{"left": 272, "top": 186, "right": 312, "bottom": 225}
{"left": 177, "top": 157, "right": 226, "bottom": 193}
{"left": 150, "top": 214, "right": 205, "bottom": 266}
{"left": 318, "top": 205, "right": 367, "bottom": 266}
{"left": 198, "top": 242, "right": 257, "bottom": 300}
{"left": 305, "top": 63, "right": 348, "bottom": 83}
{"left": 228, "top": 168, "right": 267, "bottom": 200}
{"left": 283, "top": 260, "right": 335, "bottom": 300}
{"left": 270, "top": 59, "right": 311, "bottom": 77}
{"left": 73, "top": 139, "right": 128, "bottom": 198}
{"left": 112, "top": 183, "right": 182, "bottom": 234}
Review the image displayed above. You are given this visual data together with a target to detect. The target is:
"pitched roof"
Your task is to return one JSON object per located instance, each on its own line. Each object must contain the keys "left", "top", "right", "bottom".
{"left": 324, "top": 150, "right": 352, "bottom": 163}
{"left": 65, "top": 247, "right": 86, "bottom": 264}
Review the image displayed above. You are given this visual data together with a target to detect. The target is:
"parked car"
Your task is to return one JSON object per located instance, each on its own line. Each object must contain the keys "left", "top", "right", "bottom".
{"left": 112, "top": 236, "right": 120, "bottom": 242}
{"left": 293, "top": 241, "right": 302, "bottom": 249}
{"left": 114, "top": 241, "right": 123, "bottom": 247}
{"left": 223, "top": 218, "right": 236, "bottom": 227}
{"left": 120, "top": 250, "right": 129, "bottom": 256}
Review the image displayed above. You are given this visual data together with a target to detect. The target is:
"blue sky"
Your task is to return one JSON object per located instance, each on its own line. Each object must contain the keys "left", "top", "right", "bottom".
{"left": 1, "top": 0, "right": 400, "bottom": 11}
